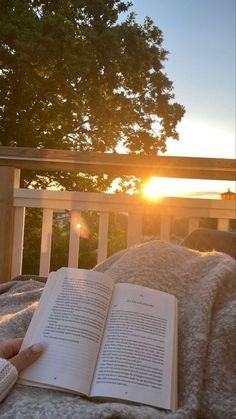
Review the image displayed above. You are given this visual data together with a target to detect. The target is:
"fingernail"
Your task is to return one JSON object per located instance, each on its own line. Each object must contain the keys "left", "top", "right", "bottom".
{"left": 31, "top": 342, "right": 48, "bottom": 353}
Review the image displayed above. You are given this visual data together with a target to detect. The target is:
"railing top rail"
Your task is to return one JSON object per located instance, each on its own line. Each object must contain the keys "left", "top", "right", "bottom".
{"left": 13, "top": 188, "right": 236, "bottom": 209}
{"left": 0, "top": 146, "right": 235, "bottom": 180}
{"left": 13, "top": 189, "right": 235, "bottom": 220}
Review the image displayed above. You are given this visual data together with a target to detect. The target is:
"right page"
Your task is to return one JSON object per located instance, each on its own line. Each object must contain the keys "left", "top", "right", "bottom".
{"left": 91, "top": 283, "right": 177, "bottom": 410}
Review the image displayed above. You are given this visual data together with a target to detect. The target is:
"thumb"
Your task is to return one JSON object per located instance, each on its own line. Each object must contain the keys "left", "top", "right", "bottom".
{"left": 10, "top": 342, "right": 47, "bottom": 372}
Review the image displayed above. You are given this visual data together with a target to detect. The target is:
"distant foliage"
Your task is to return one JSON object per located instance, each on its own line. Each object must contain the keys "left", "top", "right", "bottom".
{"left": 22, "top": 208, "right": 42, "bottom": 274}
{"left": 22, "top": 209, "right": 127, "bottom": 273}
{"left": 0, "top": 0, "right": 185, "bottom": 189}
{"left": 1, "top": 1, "right": 185, "bottom": 272}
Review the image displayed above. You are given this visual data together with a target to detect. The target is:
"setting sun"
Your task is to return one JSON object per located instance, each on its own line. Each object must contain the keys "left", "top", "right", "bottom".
{"left": 141, "top": 177, "right": 230, "bottom": 200}
{"left": 142, "top": 177, "right": 197, "bottom": 200}
{"left": 142, "top": 178, "right": 166, "bottom": 200}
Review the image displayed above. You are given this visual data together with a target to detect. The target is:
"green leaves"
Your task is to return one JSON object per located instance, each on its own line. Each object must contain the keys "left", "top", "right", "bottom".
{"left": 0, "top": 0, "right": 185, "bottom": 190}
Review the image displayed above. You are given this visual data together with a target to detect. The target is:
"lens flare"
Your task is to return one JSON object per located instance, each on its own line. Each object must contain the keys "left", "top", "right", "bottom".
{"left": 72, "top": 215, "right": 89, "bottom": 239}
{"left": 142, "top": 178, "right": 164, "bottom": 201}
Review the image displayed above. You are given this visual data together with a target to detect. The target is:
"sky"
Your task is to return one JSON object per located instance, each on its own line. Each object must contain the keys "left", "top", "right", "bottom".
{"left": 126, "top": 0, "right": 236, "bottom": 197}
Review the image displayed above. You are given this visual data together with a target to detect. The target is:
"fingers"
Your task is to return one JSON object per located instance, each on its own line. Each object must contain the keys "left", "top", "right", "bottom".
{"left": 10, "top": 342, "right": 47, "bottom": 372}
{"left": 0, "top": 338, "right": 24, "bottom": 359}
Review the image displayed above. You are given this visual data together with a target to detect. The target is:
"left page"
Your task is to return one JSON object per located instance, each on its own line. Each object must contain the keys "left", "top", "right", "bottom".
{"left": 19, "top": 268, "right": 114, "bottom": 395}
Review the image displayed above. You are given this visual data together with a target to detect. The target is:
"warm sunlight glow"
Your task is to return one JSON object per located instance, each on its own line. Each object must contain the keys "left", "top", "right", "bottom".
{"left": 141, "top": 177, "right": 234, "bottom": 200}
{"left": 142, "top": 178, "right": 165, "bottom": 200}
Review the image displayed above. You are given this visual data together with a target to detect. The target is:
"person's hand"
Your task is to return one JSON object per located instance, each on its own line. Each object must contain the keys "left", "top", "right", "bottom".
{"left": 0, "top": 338, "right": 47, "bottom": 402}
{"left": 0, "top": 338, "right": 46, "bottom": 372}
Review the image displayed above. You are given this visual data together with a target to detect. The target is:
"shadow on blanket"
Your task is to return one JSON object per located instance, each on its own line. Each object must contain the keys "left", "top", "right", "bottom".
{"left": 0, "top": 237, "right": 235, "bottom": 419}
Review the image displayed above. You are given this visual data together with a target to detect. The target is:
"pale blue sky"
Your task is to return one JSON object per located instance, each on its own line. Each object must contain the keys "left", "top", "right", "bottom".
{"left": 126, "top": 0, "right": 236, "bottom": 195}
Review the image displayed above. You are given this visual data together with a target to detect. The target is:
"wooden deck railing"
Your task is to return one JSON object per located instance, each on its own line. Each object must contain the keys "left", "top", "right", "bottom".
{"left": 0, "top": 147, "right": 235, "bottom": 283}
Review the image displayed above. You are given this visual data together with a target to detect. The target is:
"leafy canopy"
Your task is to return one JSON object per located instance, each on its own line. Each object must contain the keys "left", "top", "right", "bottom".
{"left": 0, "top": 0, "right": 185, "bottom": 189}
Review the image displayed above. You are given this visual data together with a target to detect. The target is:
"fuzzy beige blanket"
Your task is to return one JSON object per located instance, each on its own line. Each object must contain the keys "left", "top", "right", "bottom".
{"left": 0, "top": 241, "right": 235, "bottom": 419}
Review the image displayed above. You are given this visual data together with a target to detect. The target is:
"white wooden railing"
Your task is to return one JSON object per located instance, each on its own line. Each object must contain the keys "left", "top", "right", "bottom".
{"left": 0, "top": 147, "right": 235, "bottom": 282}
{"left": 11, "top": 188, "right": 235, "bottom": 279}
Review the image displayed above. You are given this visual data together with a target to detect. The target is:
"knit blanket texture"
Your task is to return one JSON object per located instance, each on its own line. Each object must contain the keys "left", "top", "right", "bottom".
{"left": 0, "top": 241, "right": 235, "bottom": 419}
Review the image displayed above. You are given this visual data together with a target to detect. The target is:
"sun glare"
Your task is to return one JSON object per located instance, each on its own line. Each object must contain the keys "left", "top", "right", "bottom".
{"left": 142, "top": 178, "right": 165, "bottom": 200}
{"left": 142, "top": 177, "right": 231, "bottom": 200}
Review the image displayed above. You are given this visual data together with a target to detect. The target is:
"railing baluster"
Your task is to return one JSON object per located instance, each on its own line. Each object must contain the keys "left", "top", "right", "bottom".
{"left": 127, "top": 213, "right": 142, "bottom": 248}
{"left": 97, "top": 212, "right": 109, "bottom": 264}
{"left": 188, "top": 217, "right": 199, "bottom": 233}
{"left": 160, "top": 216, "right": 171, "bottom": 240}
{"left": 39, "top": 209, "right": 53, "bottom": 277}
{"left": 10, "top": 186, "right": 235, "bottom": 278}
{"left": 68, "top": 210, "right": 81, "bottom": 268}
{"left": 217, "top": 218, "right": 230, "bottom": 231}
{"left": 11, "top": 207, "right": 25, "bottom": 278}
{"left": 0, "top": 167, "right": 20, "bottom": 283}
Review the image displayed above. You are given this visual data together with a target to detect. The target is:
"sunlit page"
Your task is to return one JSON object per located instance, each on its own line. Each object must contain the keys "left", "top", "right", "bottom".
{"left": 20, "top": 268, "right": 114, "bottom": 395}
{"left": 20, "top": 272, "right": 57, "bottom": 346}
{"left": 91, "top": 283, "right": 176, "bottom": 409}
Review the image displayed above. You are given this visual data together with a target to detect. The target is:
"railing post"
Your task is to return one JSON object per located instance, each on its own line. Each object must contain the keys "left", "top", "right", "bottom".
{"left": 11, "top": 207, "right": 25, "bottom": 278}
{"left": 0, "top": 166, "right": 20, "bottom": 283}
{"left": 68, "top": 210, "right": 81, "bottom": 268}
{"left": 217, "top": 218, "right": 230, "bottom": 231}
{"left": 127, "top": 213, "right": 142, "bottom": 248}
{"left": 188, "top": 217, "right": 199, "bottom": 234}
{"left": 160, "top": 215, "right": 171, "bottom": 240}
{"left": 39, "top": 208, "right": 53, "bottom": 277}
{"left": 97, "top": 212, "right": 109, "bottom": 264}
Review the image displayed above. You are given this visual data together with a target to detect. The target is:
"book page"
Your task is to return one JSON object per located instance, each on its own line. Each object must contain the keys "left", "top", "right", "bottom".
{"left": 91, "top": 283, "right": 176, "bottom": 410}
{"left": 19, "top": 272, "right": 57, "bottom": 345}
{"left": 170, "top": 301, "right": 178, "bottom": 411}
{"left": 20, "top": 268, "right": 114, "bottom": 395}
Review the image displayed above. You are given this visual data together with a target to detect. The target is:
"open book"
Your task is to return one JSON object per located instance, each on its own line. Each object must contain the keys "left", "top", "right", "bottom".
{"left": 20, "top": 268, "right": 178, "bottom": 411}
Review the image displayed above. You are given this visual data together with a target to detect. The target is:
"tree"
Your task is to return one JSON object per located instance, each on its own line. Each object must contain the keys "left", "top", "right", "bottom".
{"left": 0, "top": 0, "right": 185, "bottom": 190}
{"left": 1, "top": 1, "right": 185, "bottom": 271}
